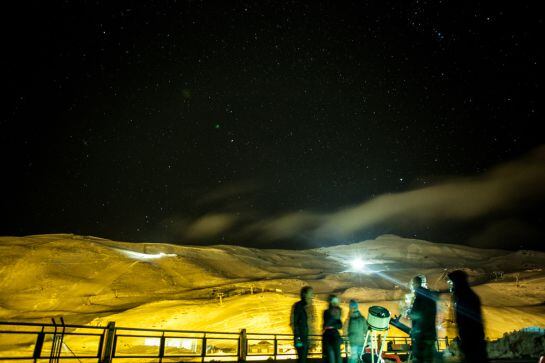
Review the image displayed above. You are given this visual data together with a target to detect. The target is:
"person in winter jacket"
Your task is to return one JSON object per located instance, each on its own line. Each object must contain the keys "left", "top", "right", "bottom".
{"left": 323, "top": 294, "right": 343, "bottom": 363}
{"left": 408, "top": 275, "right": 438, "bottom": 363}
{"left": 346, "top": 299, "right": 367, "bottom": 363}
{"left": 291, "top": 286, "right": 315, "bottom": 363}
{"left": 447, "top": 270, "right": 488, "bottom": 363}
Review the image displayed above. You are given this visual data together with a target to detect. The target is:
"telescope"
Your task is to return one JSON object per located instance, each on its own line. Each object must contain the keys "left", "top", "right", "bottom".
{"left": 362, "top": 307, "right": 413, "bottom": 363}
{"left": 388, "top": 315, "right": 411, "bottom": 335}
{"left": 367, "top": 306, "right": 390, "bottom": 331}
{"left": 362, "top": 306, "right": 391, "bottom": 363}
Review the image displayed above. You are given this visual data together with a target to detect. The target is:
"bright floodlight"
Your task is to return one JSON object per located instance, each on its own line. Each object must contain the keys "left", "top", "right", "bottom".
{"left": 350, "top": 257, "right": 366, "bottom": 272}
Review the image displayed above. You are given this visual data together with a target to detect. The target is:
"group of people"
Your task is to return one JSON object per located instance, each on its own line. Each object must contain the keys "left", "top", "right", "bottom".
{"left": 290, "top": 270, "right": 488, "bottom": 363}
{"left": 291, "top": 287, "right": 366, "bottom": 363}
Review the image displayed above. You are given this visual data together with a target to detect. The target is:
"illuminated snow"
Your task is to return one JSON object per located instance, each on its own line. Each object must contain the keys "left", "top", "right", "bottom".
{"left": 2, "top": 232, "right": 545, "bottom": 354}
{"left": 116, "top": 249, "right": 177, "bottom": 260}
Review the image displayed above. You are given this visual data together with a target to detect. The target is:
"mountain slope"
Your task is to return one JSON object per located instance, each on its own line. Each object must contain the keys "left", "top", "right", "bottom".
{"left": 0, "top": 233, "right": 544, "bottom": 340}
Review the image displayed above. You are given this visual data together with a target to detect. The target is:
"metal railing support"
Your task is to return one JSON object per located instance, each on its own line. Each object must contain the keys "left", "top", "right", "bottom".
{"left": 238, "top": 328, "right": 247, "bottom": 362}
{"left": 158, "top": 332, "right": 165, "bottom": 363}
{"left": 99, "top": 321, "right": 116, "bottom": 363}
{"left": 273, "top": 334, "right": 277, "bottom": 360}
{"left": 49, "top": 318, "right": 62, "bottom": 363}
{"left": 97, "top": 330, "right": 105, "bottom": 361}
{"left": 33, "top": 328, "right": 45, "bottom": 362}
{"left": 201, "top": 334, "right": 207, "bottom": 363}
{"left": 57, "top": 317, "right": 66, "bottom": 363}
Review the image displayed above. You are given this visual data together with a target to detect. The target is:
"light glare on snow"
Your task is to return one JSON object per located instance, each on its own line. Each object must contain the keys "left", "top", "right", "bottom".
{"left": 117, "top": 249, "right": 177, "bottom": 260}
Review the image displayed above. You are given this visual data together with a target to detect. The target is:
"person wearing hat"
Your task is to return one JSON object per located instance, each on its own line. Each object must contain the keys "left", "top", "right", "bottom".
{"left": 408, "top": 274, "right": 437, "bottom": 363}
{"left": 447, "top": 270, "right": 488, "bottom": 363}
{"left": 346, "top": 299, "right": 367, "bottom": 363}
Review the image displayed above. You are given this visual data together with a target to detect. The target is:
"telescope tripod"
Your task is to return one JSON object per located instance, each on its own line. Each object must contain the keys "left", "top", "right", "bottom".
{"left": 362, "top": 329, "right": 389, "bottom": 363}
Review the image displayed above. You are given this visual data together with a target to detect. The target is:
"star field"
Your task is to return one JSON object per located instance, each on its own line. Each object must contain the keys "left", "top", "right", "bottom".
{"left": 2, "top": 1, "right": 543, "bottom": 249}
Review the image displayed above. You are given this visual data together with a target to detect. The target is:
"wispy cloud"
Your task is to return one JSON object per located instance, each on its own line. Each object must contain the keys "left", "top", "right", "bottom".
{"left": 252, "top": 145, "right": 545, "bottom": 242}
{"left": 184, "top": 213, "right": 240, "bottom": 239}
{"left": 240, "top": 211, "right": 324, "bottom": 240}
{"left": 195, "top": 180, "right": 259, "bottom": 206}
{"left": 312, "top": 145, "right": 545, "bottom": 240}
{"left": 162, "top": 146, "right": 545, "bottom": 246}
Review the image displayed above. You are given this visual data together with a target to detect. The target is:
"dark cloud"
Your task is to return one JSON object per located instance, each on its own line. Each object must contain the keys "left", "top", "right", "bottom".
{"left": 467, "top": 219, "right": 544, "bottom": 250}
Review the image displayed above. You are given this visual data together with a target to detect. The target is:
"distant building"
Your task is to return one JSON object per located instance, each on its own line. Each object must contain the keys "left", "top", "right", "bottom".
{"left": 249, "top": 340, "right": 274, "bottom": 354}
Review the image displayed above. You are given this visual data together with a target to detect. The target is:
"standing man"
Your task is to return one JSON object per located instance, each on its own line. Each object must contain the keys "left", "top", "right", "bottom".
{"left": 346, "top": 300, "right": 367, "bottom": 363}
{"left": 291, "top": 286, "right": 314, "bottom": 363}
{"left": 408, "top": 275, "right": 437, "bottom": 363}
{"left": 447, "top": 270, "right": 488, "bottom": 363}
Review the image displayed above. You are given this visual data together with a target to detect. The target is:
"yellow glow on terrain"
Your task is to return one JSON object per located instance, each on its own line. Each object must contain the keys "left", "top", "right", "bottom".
{"left": 1, "top": 234, "right": 544, "bottom": 359}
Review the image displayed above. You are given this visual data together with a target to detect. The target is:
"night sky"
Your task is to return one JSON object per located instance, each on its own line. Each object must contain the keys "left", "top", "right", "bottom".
{"left": 3, "top": 1, "right": 544, "bottom": 250}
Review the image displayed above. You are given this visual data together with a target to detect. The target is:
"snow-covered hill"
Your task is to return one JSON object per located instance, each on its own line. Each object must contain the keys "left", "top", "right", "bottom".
{"left": 0, "top": 234, "right": 544, "bottom": 340}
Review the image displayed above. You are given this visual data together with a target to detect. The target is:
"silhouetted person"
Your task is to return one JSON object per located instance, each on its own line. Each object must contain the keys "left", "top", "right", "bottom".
{"left": 323, "top": 294, "right": 343, "bottom": 363}
{"left": 447, "top": 270, "right": 488, "bottom": 363}
{"left": 291, "top": 286, "right": 314, "bottom": 363}
{"left": 346, "top": 299, "right": 367, "bottom": 363}
{"left": 407, "top": 275, "right": 437, "bottom": 363}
